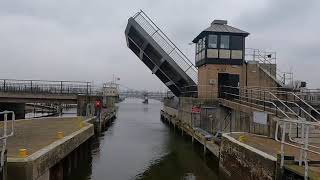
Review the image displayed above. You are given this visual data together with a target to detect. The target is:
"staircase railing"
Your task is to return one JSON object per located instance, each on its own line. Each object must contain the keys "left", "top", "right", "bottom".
{"left": 132, "top": 10, "right": 198, "bottom": 83}
{"left": 219, "top": 86, "right": 292, "bottom": 119}
{"left": 244, "top": 86, "right": 320, "bottom": 122}
{"left": 222, "top": 86, "right": 320, "bottom": 161}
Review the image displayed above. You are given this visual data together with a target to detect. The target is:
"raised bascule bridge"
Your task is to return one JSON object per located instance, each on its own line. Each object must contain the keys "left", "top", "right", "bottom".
{"left": 125, "top": 10, "right": 320, "bottom": 179}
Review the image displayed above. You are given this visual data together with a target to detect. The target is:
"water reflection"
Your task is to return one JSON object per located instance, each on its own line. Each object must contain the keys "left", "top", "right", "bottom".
{"left": 25, "top": 107, "right": 77, "bottom": 118}
{"left": 72, "top": 98, "right": 220, "bottom": 180}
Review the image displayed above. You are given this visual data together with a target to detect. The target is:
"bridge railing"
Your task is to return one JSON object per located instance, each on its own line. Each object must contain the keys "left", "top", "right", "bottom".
{"left": 0, "top": 79, "right": 92, "bottom": 95}
{"left": 133, "top": 10, "right": 198, "bottom": 83}
{"left": 119, "top": 90, "right": 169, "bottom": 100}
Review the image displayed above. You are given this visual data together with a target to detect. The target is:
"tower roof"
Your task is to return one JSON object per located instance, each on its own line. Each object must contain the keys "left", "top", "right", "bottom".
{"left": 192, "top": 19, "right": 249, "bottom": 43}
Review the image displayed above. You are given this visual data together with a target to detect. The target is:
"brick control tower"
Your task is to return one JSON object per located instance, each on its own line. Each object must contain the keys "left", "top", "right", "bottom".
{"left": 192, "top": 20, "right": 249, "bottom": 98}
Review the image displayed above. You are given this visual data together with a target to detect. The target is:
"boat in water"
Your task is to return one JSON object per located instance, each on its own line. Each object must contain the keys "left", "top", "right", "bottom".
{"left": 142, "top": 96, "right": 148, "bottom": 104}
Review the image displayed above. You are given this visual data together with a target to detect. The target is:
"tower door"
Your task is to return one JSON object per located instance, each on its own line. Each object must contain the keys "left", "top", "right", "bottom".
{"left": 218, "top": 73, "right": 240, "bottom": 99}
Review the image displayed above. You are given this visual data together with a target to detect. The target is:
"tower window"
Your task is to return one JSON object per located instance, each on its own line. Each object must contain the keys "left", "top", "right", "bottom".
{"left": 202, "top": 37, "right": 206, "bottom": 50}
{"left": 197, "top": 39, "right": 202, "bottom": 53}
{"left": 208, "top": 35, "right": 217, "bottom": 48}
{"left": 220, "top": 35, "right": 229, "bottom": 49}
{"left": 230, "top": 36, "right": 243, "bottom": 50}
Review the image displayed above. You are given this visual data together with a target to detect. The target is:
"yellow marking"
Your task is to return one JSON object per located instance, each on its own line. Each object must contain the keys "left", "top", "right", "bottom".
{"left": 239, "top": 135, "right": 246, "bottom": 142}
{"left": 57, "top": 132, "right": 64, "bottom": 139}
{"left": 19, "top": 149, "right": 27, "bottom": 158}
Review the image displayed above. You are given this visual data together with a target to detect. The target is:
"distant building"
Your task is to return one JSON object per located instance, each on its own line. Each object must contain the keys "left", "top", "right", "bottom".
{"left": 102, "top": 83, "right": 119, "bottom": 107}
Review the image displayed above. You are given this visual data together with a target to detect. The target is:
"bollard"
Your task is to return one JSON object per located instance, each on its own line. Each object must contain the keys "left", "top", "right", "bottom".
{"left": 79, "top": 121, "right": 84, "bottom": 128}
{"left": 239, "top": 135, "right": 246, "bottom": 142}
{"left": 19, "top": 149, "right": 27, "bottom": 158}
{"left": 57, "top": 132, "right": 64, "bottom": 139}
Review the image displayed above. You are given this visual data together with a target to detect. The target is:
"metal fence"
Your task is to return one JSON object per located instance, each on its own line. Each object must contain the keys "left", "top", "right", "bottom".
{"left": 0, "top": 79, "right": 92, "bottom": 95}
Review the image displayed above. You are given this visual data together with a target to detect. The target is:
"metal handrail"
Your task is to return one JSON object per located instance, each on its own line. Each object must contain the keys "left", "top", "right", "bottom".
{"left": 224, "top": 86, "right": 320, "bottom": 144}
{"left": 0, "top": 79, "right": 92, "bottom": 95}
{"left": 219, "top": 87, "right": 290, "bottom": 119}
{"left": 132, "top": 10, "right": 198, "bottom": 83}
{"left": 0, "top": 111, "right": 15, "bottom": 170}
{"left": 244, "top": 86, "right": 320, "bottom": 109}
{"left": 0, "top": 78, "right": 91, "bottom": 83}
{"left": 241, "top": 87, "right": 319, "bottom": 122}
{"left": 223, "top": 86, "right": 320, "bottom": 154}
{"left": 291, "top": 92, "right": 320, "bottom": 120}
{"left": 222, "top": 86, "right": 302, "bottom": 145}
{"left": 275, "top": 118, "right": 320, "bottom": 179}
{"left": 221, "top": 85, "right": 298, "bottom": 115}
{"left": 137, "top": 10, "right": 196, "bottom": 67}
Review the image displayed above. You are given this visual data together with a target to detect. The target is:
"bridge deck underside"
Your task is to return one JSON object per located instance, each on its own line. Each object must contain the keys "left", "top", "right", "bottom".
{"left": 125, "top": 17, "right": 197, "bottom": 97}
{"left": 0, "top": 92, "right": 77, "bottom": 103}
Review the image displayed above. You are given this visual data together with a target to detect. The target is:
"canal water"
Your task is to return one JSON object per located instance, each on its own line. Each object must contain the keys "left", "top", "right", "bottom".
{"left": 71, "top": 98, "right": 220, "bottom": 180}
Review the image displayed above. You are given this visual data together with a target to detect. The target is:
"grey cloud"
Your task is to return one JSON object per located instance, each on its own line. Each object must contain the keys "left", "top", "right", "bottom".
{"left": 0, "top": 0, "right": 319, "bottom": 90}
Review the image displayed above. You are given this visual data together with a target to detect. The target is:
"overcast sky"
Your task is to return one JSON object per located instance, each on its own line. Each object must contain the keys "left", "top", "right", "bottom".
{"left": 0, "top": 0, "right": 319, "bottom": 91}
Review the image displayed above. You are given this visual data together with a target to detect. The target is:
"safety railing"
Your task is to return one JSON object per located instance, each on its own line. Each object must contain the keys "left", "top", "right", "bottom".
{"left": 275, "top": 118, "right": 320, "bottom": 179}
{"left": 296, "top": 89, "right": 320, "bottom": 106}
{"left": 0, "top": 111, "right": 15, "bottom": 171}
{"left": 132, "top": 10, "right": 198, "bottom": 83}
{"left": 180, "top": 85, "right": 218, "bottom": 98}
{"left": 221, "top": 86, "right": 320, "bottom": 159}
{"left": 219, "top": 86, "right": 295, "bottom": 119}
{"left": 0, "top": 79, "right": 92, "bottom": 95}
{"left": 243, "top": 86, "right": 320, "bottom": 122}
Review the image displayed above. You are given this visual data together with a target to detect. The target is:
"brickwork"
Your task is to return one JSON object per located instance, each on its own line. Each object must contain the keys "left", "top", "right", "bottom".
{"left": 198, "top": 62, "right": 280, "bottom": 99}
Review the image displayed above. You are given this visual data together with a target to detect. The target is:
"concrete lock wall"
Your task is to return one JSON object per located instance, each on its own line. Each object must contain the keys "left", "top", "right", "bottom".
{"left": 220, "top": 134, "right": 277, "bottom": 180}
{"left": 7, "top": 122, "right": 94, "bottom": 180}
{"left": 165, "top": 97, "right": 275, "bottom": 137}
{"left": 163, "top": 106, "right": 178, "bottom": 118}
{"left": 246, "top": 63, "right": 279, "bottom": 87}
{"left": 199, "top": 104, "right": 270, "bottom": 136}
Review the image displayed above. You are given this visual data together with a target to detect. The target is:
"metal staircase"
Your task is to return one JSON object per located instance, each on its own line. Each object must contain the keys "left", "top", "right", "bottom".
{"left": 125, "top": 10, "right": 197, "bottom": 97}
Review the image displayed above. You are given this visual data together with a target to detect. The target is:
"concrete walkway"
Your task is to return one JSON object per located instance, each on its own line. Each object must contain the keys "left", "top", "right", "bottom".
{"left": 230, "top": 133, "right": 320, "bottom": 178}
{"left": 0, "top": 117, "right": 85, "bottom": 158}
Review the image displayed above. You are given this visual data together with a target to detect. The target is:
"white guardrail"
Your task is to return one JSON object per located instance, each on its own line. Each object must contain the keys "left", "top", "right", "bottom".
{"left": 275, "top": 118, "right": 320, "bottom": 180}
{"left": 0, "top": 111, "right": 15, "bottom": 171}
